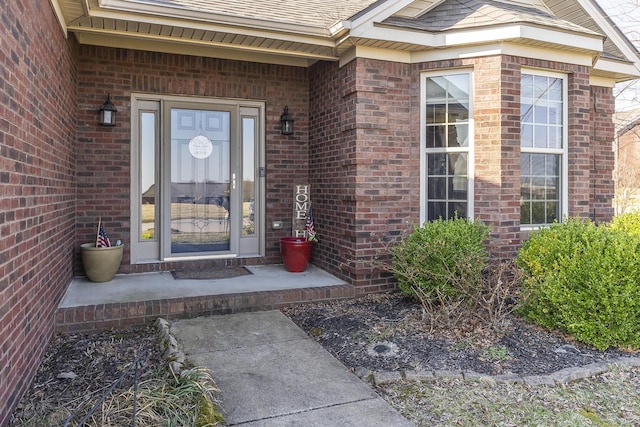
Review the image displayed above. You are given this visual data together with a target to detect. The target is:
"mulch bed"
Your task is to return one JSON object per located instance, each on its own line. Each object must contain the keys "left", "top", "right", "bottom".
{"left": 282, "top": 292, "right": 636, "bottom": 376}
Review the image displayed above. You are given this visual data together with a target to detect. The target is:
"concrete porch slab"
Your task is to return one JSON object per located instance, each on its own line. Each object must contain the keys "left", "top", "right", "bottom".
{"left": 56, "top": 264, "right": 354, "bottom": 333}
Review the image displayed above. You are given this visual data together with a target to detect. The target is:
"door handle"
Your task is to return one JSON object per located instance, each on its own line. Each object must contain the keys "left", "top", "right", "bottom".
{"left": 232, "top": 173, "right": 236, "bottom": 190}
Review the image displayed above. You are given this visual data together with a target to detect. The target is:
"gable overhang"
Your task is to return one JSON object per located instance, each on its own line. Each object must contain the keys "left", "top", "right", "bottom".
{"left": 49, "top": 0, "right": 640, "bottom": 82}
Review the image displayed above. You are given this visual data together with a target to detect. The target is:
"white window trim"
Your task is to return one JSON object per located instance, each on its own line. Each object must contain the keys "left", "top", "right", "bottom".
{"left": 419, "top": 69, "right": 475, "bottom": 224}
{"left": 520, "top": 68, "right": 569, "bottom": 231}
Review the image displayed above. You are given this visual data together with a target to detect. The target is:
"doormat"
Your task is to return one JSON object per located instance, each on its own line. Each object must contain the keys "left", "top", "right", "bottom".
{"left": 171, "top": 266, "right": 252, "bottom": 280}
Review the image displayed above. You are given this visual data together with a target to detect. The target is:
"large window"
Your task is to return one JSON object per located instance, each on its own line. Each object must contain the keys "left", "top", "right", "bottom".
{"left": 421, "top": 72, "right": 473, "bottom": 222}
{"left": 520, "top": 71, "right": 567, "bottom": 227}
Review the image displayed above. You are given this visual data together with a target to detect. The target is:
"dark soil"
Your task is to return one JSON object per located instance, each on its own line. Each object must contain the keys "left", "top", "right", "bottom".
{"left": 282, "top": 292, "right": 636, "bottom": 376}
{"left": 10, "top": 325, "right": 161, "bottom": 426}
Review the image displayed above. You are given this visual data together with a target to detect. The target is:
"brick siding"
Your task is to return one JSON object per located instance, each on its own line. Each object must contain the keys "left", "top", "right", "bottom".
{"left": 0, "top": 0, "right": 77, "bottom": 424}
{"left": 75, "top": 47, "right": 310, "bottom": 274}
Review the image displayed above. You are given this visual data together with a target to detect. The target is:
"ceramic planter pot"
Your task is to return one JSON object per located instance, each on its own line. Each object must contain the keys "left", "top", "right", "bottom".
{"left": 280, "top": 237, "right": 313, "bottom": 272}
{"left": 80, "top": 243, "right": 123, "bottom": 282}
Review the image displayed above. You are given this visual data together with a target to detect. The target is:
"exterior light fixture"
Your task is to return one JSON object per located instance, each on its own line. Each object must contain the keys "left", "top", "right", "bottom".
{"left": 280, "top": 106, "right": 294, "bottom": 135}
{"left": 99, "top": 94, "right": 117, "bottom": 126}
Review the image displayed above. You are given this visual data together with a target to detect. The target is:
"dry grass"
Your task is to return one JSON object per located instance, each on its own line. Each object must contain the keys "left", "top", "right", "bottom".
{"left": 378, "top": 367, "right": 640, "bottom": 426}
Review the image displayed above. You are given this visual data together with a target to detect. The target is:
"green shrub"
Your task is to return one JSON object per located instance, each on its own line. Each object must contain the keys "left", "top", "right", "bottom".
{"left": 516, "top": 218, "right": 640, "bottom": 350}
{"left": 391, "top": 217, "right": 490, "bottom": 303}
{"left": 609, "top": 210, "right": 640, "bottom": 235}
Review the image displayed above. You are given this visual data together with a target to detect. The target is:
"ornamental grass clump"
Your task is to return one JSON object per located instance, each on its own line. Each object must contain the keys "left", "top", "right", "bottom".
{"left": 390, "top": 217, "right": 490, "bottom": 314}
{"left": 516, "top": 217, "right": 640, "bottom": 350}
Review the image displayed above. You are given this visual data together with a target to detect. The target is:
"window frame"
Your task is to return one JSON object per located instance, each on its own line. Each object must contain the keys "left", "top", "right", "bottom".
{"left": 420, "top": 69, "right": 475, "bottom": 224}
{"left": 519, "top": 68, "right": 569, "bottom": 230}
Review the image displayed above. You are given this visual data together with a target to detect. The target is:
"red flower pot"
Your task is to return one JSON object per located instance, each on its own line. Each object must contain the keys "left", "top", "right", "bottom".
{"left": 280, "top": 237, "right": 313, "bottom": 272}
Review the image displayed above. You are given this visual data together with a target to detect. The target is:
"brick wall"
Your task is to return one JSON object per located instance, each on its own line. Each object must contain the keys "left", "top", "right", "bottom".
{"left": 75, "top": 47, "right": 309, "bottom": 273}
{"left": 312, "top": 55, "right": 610, "bottom": 289}
{"left": 0, "top": 0, "right": 77, "bottom": 424}
{"left": 590, "top": 85, "right": 615, "bottom": 222}
{"left": 309, "top": 59, "right": 415, "bottom": 294}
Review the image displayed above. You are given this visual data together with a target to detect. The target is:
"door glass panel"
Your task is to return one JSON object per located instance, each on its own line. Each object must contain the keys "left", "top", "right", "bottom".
{"left": 242, "top": 117, "right": 256, "bottom": 237}
{"left": 170, "top": 108, "right": 231, "bottom": 253}
{"left": 140, "top": 111, "right": 157, "bottom": 241}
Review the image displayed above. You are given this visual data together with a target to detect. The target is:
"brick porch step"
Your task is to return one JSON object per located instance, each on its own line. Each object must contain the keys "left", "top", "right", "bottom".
{"left": 56, "top": 265, "right": 354, "bottom": 333}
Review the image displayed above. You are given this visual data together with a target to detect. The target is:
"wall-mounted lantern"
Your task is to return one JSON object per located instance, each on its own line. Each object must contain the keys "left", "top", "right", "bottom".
{"left": 99, "top": 95, "right": 117, "bottom": 126}
{"left": 280, "top": 106, "right": 294, "bottom": 135}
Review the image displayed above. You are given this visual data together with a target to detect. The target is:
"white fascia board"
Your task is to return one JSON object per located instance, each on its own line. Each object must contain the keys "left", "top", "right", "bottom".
{"left": 410, "top": 42, "right": 595, "bottom": 66}
{"left": 48, "top": 0, "right": 68, "bottom": 36}
{"left": 98, "top": 0, "right": 329, "bottom": 38}
{"left": 339, "top": 45, "right": 412, "bottom": 67}
{"left": 350, "top": 23, "right": 601, "bottom": 53}
{"left": 350, "top": 24, "right": 442, "bottom": 47}
{"left": 73, "top": 30, "right": 330, "bottom": 65}
{"left": 444, "top": 25, "right": 603, "bottom": 53}
{"left": 576, "top": 0, "right": 640, "bottom": 70}
{"left": 593, "top": 57, "right": 640, "bottom": 80}
{"left": 589, "top": 75, "right": 616, "bottom": 88}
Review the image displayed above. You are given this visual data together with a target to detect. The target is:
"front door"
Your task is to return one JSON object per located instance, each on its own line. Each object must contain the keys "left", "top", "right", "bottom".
{"left": 131, "top": 96, "right": 263, "bottom": 263}
{"left": 167, "top": 107, "right": 233, "bottom": 255}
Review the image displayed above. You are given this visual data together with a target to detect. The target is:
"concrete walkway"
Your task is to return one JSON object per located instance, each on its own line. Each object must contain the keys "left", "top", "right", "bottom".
{"left": 170, "top": 311, "right": 414, "bottom": 426}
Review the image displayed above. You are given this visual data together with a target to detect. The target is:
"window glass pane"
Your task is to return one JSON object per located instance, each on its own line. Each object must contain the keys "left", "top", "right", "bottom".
{"left": 546, "top": 201, "right": 559, "bottom": 223}
{"left": 521, "top": 153, "right": 530, "bottom": 175}
{"left": 521, "top": 177, "right": 531, "bottom": 199}
{"left": 428, "top": 201, "right": 446, "bottom": 220}
{"left": 448, "top": 202, "right": 466, "bottom": 219}
{"left": 426, "top": 78, "right": 447, "bottom": 99}
{"left": 520, "top": 202, "right": 531, "bottom": 224}
{"left": 428, "top": 152, "right": 447, "bottom": 175}
{"left": 549, "top": 78, "right": 562, "bottom": 101}
{"left": 140, "top": 111, "right": 156, "bottom": 241}
{"left": 428, "top": 177, "right": 447, "bottom": 199}
{"left": 534, "top": 105, "right": 548, "bottom": 124}
{"left": 533, "top": 75, "right": 549, "bottom": 98}
{"left": 533, "top": 125, "right": 548, "bottom": 149}
{"left": 531, "top": 178, "right": 546, "bottom": 200}
{"left": 545, "top": 155, "right": 558, "bottom": 176}
{"left": 549, "top": 102, "right": 562, "bottom": 125}
{"left": 426, "top": 104, "right": 441, "bottom": 124}
{"left": 452, "top": 101, "right": 469, "bottom": 122}
{"left": 549, "top": 126, "right": 562, "bottom": 149}
{"left": 426, "top": 126, "right": 445, "bottom": 148}
{"left": 454, "top": 124, "right": 469, "bottom": 147}
{"left": 521, "top": 74, "right": 533, "bottom": 98}
{"left": 531, "top": 154, "right": 545, "bottom": 175}
{"left": 521, "top": 103, "right": 533, "bottom": 123}
{"left": 521, "top": 125, "right": 533, "bottom": 148}
{"left": 531, "top": 201, "right": 546, "bottom": 224}
{"left": 445, "top": 74, "right": 469, "bottom": 98}
{"left": 242, "top": 117, "right": 256, "bottom": 237}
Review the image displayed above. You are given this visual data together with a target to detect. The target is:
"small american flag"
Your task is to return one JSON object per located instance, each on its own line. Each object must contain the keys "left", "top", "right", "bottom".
{"left": 97, "top": 223, "right": 112, "bottom": 247}
{"left": 306, "top": 206, "right": 318, "bottom": 242}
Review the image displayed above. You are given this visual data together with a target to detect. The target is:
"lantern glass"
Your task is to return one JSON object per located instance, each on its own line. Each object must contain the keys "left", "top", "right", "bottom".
{"left": 280, "top": 106, "right": 294, "bottom": 135}
{"left": 99, "top": 96, "right": 117, "bottom": 126}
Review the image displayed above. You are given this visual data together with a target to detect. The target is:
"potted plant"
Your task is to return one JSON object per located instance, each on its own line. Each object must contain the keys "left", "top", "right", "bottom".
{"left": 80, "top": 218, "right": 123, "bottom": 282}
{"left": 280, "top": 207, "right": 318, "bottom": 272}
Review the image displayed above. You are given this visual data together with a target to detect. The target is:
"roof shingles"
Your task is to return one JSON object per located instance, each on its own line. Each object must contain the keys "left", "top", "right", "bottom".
{"left": 382, "top": 0, "right": 601, "bottom": 36}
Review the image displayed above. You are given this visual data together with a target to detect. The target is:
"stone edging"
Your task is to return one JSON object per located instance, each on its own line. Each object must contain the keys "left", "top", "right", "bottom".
{"left": 354, "top": 357, "right": 640, "bottom": 387}
{"left": 154, "top": 316, "right": 640, "bottom": 387}
{"left": 155, "top": 318, "right": 189, "bottom": 375}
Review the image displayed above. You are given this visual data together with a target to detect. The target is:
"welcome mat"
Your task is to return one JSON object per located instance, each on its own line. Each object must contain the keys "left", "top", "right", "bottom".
{"left": 171, "top": 266, "right": 252, "bottom": 280}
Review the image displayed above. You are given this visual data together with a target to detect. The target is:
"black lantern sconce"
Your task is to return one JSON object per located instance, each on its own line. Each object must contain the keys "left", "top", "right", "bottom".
{"left": 280, "top": 106, "right": 294, "bottom": 135}
{"left": 98, "top": 94, "right": 117, "bottom": 126}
